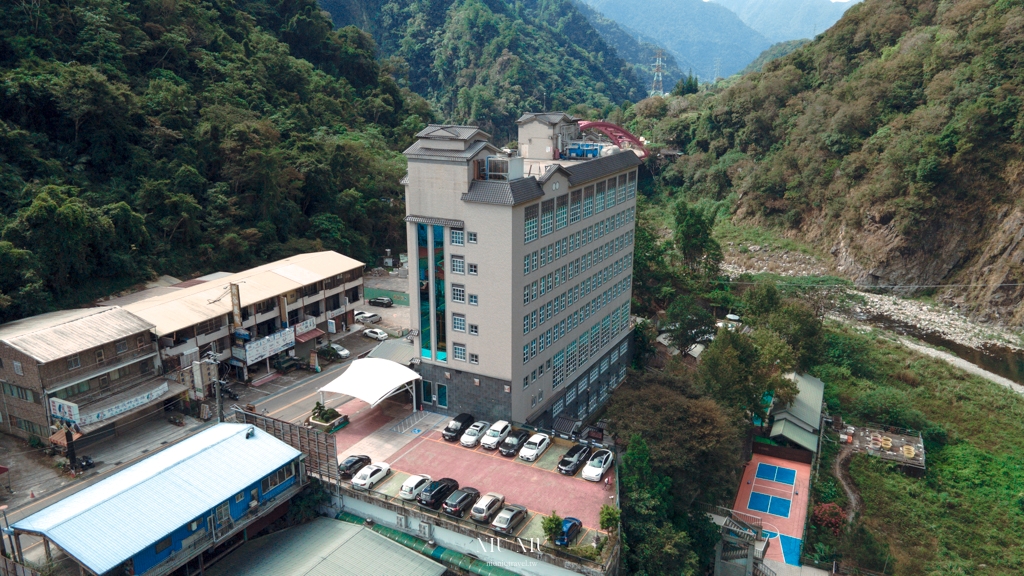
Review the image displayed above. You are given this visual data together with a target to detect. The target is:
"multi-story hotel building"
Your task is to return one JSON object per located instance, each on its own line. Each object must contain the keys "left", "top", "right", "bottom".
{"left": 403, "top": 113, "right": 640, "bottom": 428}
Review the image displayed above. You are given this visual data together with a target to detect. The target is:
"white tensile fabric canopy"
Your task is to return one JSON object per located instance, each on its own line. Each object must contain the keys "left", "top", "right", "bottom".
{"left": 318, "top": 358, "right": 420, "bottom": 407}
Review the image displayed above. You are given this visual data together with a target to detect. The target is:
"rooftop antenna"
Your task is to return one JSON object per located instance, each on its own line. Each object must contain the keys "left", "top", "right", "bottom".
{"left": 650, "top": 50, "right": 665, "bottom": 96}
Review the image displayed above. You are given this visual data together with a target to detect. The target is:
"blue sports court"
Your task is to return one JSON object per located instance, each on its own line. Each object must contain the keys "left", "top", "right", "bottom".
{"left": 755, "top": 462, "right": 797, "bottom": 485}
{"left": 747, "top": 491, "right": 792, "bottom": 518}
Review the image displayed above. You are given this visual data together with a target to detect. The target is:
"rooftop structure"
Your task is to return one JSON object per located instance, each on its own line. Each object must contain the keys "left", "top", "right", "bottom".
{"left": 848, "top": 423, "right": 926, "bottom": 475}
{"left": 13, "top": 423, "right": 305, "bottom": 575}
{"left": 205, "top": 517, "right": 446, "bottom": 576}
{"left": 768, "top": 373, "right": 824, "bottom": 453}
{"left": 0, "top": 307, "right": 154, "bottom": 364}
{"left": 402, "top": 113, "right": 640, "bottom": 427}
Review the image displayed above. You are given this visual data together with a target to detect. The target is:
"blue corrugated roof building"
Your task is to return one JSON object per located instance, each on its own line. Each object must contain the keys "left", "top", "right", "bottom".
{"left": 13, "top": 423, "right": 306, "bottom": 576}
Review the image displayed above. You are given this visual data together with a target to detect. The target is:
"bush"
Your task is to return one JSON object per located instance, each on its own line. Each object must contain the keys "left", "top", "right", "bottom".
{"left": 541, "top": 511, "right": 564, "bottom": 543}
{"left": 311, "top": 402, "right": 341, "bottom": 423}
{"left": 853, "top": 387, "right": 929, "bottom": 430}
{"left": 814, "top": 477, "right": 841, "bottom": 504}
{"left": 812, "top": 503, "right": 845, "bottom": 537}
{"left": 599, "top": 504, "right": 620, "bottom": 532}
{"left": 567, "top": 544, "right": 601, "bottom": 561}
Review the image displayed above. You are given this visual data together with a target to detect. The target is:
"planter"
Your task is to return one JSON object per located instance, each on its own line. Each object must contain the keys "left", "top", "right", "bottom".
{"left": 308, "top": 413, "right": 349, "bottom": 434}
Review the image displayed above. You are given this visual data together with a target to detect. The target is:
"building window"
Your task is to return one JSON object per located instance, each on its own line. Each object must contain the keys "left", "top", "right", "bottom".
{"left": 260, "top": 462, "right": 296, "bottom": 495}
{"left": 468, "top": 232, "right": 478, "bottom": 243}
{"left": 421, "top": 380, "right": 433, "bottom": 404}
{"left": 66, "top": 355, "right": 80, "bottom": 371}
{"left": 468, "top": 263, "right": 478, "bottom": 275}
{"left": 523, "top": 345, "right": 530, "bottom": 365}
{"left": 452, "top": 285, "right": 466, "bottom": 303}
{"left": 155, "top": 536, "right": 172, "bottom": 554}
{"left": 525, "top": 205, "right": 539, "bottom": 243}
{"left": 570, "top": 189, "right": 581, "bottom": 224}
{"left": 436, "top": 383, "right": 448, "bottom": 408}
{"left": 115, "top": 340, "right": 129, "bottom": 354}
{"left": 95, "top": 349, "right": 105, "bottom": 364}
{"left": 469, "top": 294, "right": 478, "bottom": 306}
{"left": 524, "top": 255, "right": 531, "bottom": 276}
{"left": 556, "top": 195, "right": 568, "bottom": 229}
{"left": 453, "top": 344, "right": 467, "bottom": 362}
{"left": 451, "top": 256, "right": 465, "bottom": 274}
{"left": 538, "top": 389, "right": 544, "bottom": 402}
{"left": 583, "top": 185, "right": 595, "bottom": 219}
{"left": 453, "top": 315, "right": 466, "bottom": 332}
{"left": 235, "top": 492, "right": 244, "bottom": 503}
{"left": 523, "top": 376, "right": 529, "bottom": 389}
{"left": 2, "top": 382, "right": 36, "bottom": 404}
{"left": 469, "top": 324, "right": 479, "bottom": 336}
{"left": 531, "top": 395, "right": 537, "bottom": 407}
{"left": 451, "top": 229, "right": 465, "bottom": 246}
{"left": 137, "top": 335, "right": 146, "bottom": 349}
{"left": 469, "top": 353, "right": 479, "bottom": 364}
{"left": 541, "top": 200, "right": 554, "bottom": 236}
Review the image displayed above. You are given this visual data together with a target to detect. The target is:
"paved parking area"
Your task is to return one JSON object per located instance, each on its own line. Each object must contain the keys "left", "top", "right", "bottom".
{"left": 381, "top": 429, "right": 615, "bottom": 531}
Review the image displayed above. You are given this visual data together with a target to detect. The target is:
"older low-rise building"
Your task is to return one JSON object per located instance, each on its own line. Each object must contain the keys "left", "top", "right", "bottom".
{"left": 123, "top": 251, "right": 364, "bottom": 381}
{"left": 0, "top": 307, "right": 176, "bottom": 443}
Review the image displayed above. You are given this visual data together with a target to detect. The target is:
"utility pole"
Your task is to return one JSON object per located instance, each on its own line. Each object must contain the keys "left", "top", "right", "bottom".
{"left": 714, "top": 58, "right": 722, "bottom": 82}
{"left": 650, "top": 50, "right": 665, "bottom": 96}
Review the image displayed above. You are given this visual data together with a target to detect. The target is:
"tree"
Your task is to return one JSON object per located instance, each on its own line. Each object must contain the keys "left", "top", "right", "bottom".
{"left": 542, "top": 511, "right": 564, "bottom": 543}
{"left": 672, "top": 201, "right": 722, "bottom": 286}
{"left": 599, "top": 504, "right": 620, "bottom": 533}
{"left": 743, "top": 280, "right": 782, "bottom": 318}
{"left": 664, "top": 294, "right": 716, "bottom": 353}
{"left": 671, "top": 71, "right": 699, "bottom": 96}
{"left": 763, "top": 301, "right": 824, "bottom": 371}
{"left": 631, "top": 319, "right": 657, "bottom": 369}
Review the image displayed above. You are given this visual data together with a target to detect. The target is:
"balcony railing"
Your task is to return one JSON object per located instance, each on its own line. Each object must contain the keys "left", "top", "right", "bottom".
{"left": 65, "top": 372, "right": 162, "bottom": 410}
{"left": 144, "top": 532, "right": 214, "bottom": 576}
{"left": 42, "top": 343, "right": 157, "bottom": 389}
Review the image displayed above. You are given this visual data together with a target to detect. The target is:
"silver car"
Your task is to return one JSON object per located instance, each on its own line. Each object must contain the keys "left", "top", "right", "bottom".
{"left": 471, "top": 492, "right": 505, "bottom": 523}
{"left": 460, "top": 421, "right": 490, "bottom": 448}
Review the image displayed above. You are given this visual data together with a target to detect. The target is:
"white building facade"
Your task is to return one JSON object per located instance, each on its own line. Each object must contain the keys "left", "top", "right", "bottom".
{"left": 403, "top": 114, "right": 639, "bottom": 427}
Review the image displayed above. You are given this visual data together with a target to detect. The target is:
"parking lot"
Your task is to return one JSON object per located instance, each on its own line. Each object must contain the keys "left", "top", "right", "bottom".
{"left": 331, "top": 402, "right": 616, "bottom": 545}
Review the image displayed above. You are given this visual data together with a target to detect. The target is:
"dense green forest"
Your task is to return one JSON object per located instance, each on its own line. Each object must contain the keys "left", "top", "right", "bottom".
{"left": 623, "top": 0, "right": 1024, "bottom": 324}
{"left": 320, "top": 0, "right": 646, "bottom": 140}
{"left": 740, "top": 38, "right": 811, "bottom": 74}
{"left": 0, "top": 0, "right": 433, "bottom": 322}
{"left": 572, "top": 0, "right": 687, "bottom": 92}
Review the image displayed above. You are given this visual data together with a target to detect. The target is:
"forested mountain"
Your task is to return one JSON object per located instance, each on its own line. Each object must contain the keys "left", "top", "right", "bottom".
{"left": 320, "top": 0, "right": 646, "bottom": 140}
{"left": 581, "top": 0, "right": 771, "bottom": 80}
{"left": 0, "top": 0, "right": 433, "bottom": 322}
{"left": 740, "top": 39, "right": 810, "bottom": 74}
{"left": 712, "top": 0, "right": 861, "bottom": 43}
{"left": 573, "top": 0, "right": 688, "bottom": 93}
{"left": 627, "top": 0, "right": 1024, "bottom": 325}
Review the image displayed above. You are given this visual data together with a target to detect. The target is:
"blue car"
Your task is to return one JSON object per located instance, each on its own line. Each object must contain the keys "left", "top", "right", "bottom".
{"left": 554, "top": 517, "right": 582, "bottom": 546}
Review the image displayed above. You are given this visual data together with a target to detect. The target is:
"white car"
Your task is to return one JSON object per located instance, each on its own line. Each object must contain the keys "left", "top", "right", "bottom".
{"left": 399, "top": 474, "right": 432, "bottom": 500}
{"left": 582, "top": 449, "right": 614, "bottom": 482}
{"left": 460, "top": 421, "right": 491, "bottom": 448}
{"left": 329, "top": 343, "right": 351, "bottom": 359}
{"left": 363, "top": 328, "right": 388, "bottom": 341}
{"left": 355, "top": 311, "right": 381, "bottom": 323}
{"left": 480, "top": 420, "right": 511, "bottom": 450}
{"left": 352, "top": 463, "right": 391, "bottom": 490}
{"left": 518, "top": 433, "right": 551, "bottom": 462}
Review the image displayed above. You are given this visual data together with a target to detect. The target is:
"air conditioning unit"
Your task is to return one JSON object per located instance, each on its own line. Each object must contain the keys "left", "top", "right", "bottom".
{"left": 189, "top": 520, "right": 199, "bottom": 531}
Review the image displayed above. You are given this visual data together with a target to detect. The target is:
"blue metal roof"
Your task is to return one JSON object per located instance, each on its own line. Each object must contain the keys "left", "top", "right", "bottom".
{"left": 14, "top": 424, "right": 301, "bottom": 575}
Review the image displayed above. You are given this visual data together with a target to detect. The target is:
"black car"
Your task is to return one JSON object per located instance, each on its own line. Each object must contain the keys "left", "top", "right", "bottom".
{"left": 368, "top": 297, "right": 394, "bottom": 307}
{"left": 417, "top": 478, "right": 459, "bottom": 509}
{"left": 557, "top": 444, "right": 592, "bottom": 475}
{"left": 442, "top": 487, "right": 481, "bottom": 518}
{"left": 441, "top": 413, "right": 476, "bottom": 442}
{"left": 498, "top": 429, "right": 531, "bottom": 457}
{"left": 338, "top": 455, "right": 371, "bottom": 479}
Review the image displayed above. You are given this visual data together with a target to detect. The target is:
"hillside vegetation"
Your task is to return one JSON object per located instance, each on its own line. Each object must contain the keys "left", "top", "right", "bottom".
{"left": 581, "top": 0, "right": 771, "bottom": 79}
{"left": 573, "top": 0, "right": 686, "bottom": 92}
{"left": 0, "top": 0, "right": 432, "bottom": 322}
{"left": 740, "top": 39, "right": 811, "bottom": 74}
{"left": 713, "top": 0, "right": 860, "bottom": 42}
{"left": 321, "top": 0, "right": 646, "bottom": 140}
{"left": 625, "top": 0, "right": 1024, "bottom": 325}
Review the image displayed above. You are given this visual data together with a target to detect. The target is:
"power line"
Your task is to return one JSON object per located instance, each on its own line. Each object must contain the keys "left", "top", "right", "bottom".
{"left": 715, "top": 280, "right": 1024, "bottom": 289}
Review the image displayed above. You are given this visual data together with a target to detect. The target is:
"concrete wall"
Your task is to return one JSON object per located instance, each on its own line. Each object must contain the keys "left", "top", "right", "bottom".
{"left": 417, "top": 362, "right": 512, "bottom": 424}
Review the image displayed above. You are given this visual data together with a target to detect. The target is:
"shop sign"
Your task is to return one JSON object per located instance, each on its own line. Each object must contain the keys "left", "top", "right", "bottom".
{"left": 327, "top": 319, "right": 336, "bottom": 334}
{"left": 295, "top": 318, "right": 317, "bottom": 336}
{"left": 49, "top": 397, "right": 80, "bottom": 424}
{"left": 78, "top": 382, "right": 169, "bottom": 426}
{"left": 245, "top": 328, "right": 295, "bottom": 364}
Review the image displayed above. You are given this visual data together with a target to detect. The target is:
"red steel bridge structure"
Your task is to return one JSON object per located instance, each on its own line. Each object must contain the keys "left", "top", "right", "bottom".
{"left": 577, "top": 121, "right": 649, "bottom": 159}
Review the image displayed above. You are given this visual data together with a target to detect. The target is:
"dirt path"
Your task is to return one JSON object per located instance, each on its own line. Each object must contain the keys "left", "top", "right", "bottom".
{"left": 833, "top": 445, "right": 860, "bottom": 523}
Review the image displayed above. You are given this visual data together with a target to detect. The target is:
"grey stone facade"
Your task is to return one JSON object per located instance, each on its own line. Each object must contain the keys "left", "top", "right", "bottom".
{"left": 528, "top": 332, "right": 634, "bottom": 430}
{"left": 416, "top": 363, "right": 513, "bottom": 423}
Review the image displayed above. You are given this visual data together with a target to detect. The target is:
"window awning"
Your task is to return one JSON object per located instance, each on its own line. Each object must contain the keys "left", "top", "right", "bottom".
{"left": 318, "top": 358, "right": 421, "bottom": 407}
{"left": 295, "top": 328, "right": 325, "bottom": 344}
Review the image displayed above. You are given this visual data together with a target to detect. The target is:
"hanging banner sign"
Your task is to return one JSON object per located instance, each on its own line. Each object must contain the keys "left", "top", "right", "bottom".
{"left": 49, "top": 397, "right": 81, "bottom": 424}
{"left": 78, "top": 382, "right": 170, "bottom": 426}
{"left": 245, "top": 329, "right": 295, "bottom": 364}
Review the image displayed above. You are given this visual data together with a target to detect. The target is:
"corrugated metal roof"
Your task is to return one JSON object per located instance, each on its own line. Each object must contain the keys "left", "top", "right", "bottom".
{"left": 0, "top": 307, "right": 155, "bottom": 363}
{"left": 773, "top": 372, "right": 825, "bottom": 432}
{"left": 564, "top": 150, "right": 642, "bottom": 186}
{"left": 123, "top": 251, "right": 363, "bottom": 336}
{"left": 406, "top": 215, "right": 465, "bottom": 228}
{"left": 13, "top": 424, "right": 301, "bottom": 575}
{"left": 462, "top": 178, "right": 545, "bottom": 206}
{"left": 515, "top": 112, "right": 577, "bottom": 126}
{"left": 414, "top": 125, "right": 490, "bottom": 141}
{"left": 770, "top": 419, "right": 819, "bottom": 453}
{"left": 366, "top": 339, "right": 417, "bottom": 365}
{"left": 404, "top": 139, "right": 496, "bottom": 161}
{"left": 205, "top": 518, "right": 445, "bottom": 576}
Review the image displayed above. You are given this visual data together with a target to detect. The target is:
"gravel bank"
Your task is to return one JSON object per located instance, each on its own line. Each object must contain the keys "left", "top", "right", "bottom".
{"left": 898, "top": 338, "right": 1024, "bottom": 396}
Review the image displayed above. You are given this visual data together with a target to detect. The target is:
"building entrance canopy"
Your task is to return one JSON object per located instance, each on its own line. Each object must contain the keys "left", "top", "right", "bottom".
{"left": 318, "top": 358, "right": 420, "bottom": 407}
